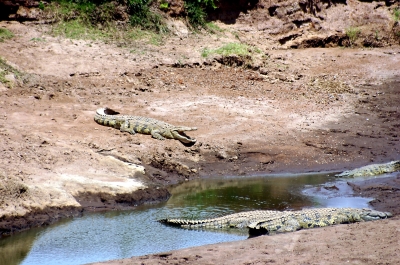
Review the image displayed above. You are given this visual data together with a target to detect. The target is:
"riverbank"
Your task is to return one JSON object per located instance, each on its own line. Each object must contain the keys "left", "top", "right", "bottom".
{"left": 0, "top": 12, "right": 399, "bottom": 264}
{"left": 97, "top": 217, "right": 400, "bottom": 265}
{"left": 93, "top": 172, "right": 400, "bottom": 265}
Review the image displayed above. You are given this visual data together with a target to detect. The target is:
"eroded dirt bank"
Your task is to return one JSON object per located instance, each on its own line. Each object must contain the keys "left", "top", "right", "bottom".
{"left": 0, "top": 0, "right": 399, "bottom": 262}
{"left": 0, "top": 19, "right": 400, "bottom": 234}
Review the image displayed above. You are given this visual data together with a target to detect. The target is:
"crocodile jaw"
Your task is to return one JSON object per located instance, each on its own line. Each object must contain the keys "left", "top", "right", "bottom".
{"left": 171, "top": 129, "right": 197, "bottom": 147}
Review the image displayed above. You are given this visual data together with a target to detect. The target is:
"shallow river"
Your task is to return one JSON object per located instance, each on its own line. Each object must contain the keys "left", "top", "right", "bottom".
{"left": 0, "top": 173, "right": 372, "bottom": 265}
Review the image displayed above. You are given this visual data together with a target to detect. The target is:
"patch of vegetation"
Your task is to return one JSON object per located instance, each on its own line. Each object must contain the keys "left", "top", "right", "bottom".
{"left": 128, "top": 0, "right": 168, "bottom": 33}
{"left": 30, "top": 37, "right": 46, "bottom": 42}
{"left": 345, "top": 26, "right": 361, "bottom": 46}
{"left": 0, "top": 174, "right": 29, "bottom": 207}
{"left": 392, "top": 7, "right": 400, "bottom": 41}
{"left": 43, "top": 0, "right": 169, "bottom": 42}
{"left": 232, "top": 31, "right": 241, "bottom": 40}
{"left": 38, "top": 1, "right": 45, "bottom": 10}
{"left": 375, "top": 30, "right": 380, "bottom": 41}
{"left": 124, "top": 27, "right": 164, "bottom": 45}
{"left": 159, "top": 1, "right": 168, "bottom": 10}
{"left": 0, "top": 28, "right": 14, "bottom": 42}
{"left": 201, "top": 42, "right": 260, "bottom": 58}
{"left": 40, "top": 0, "right": 222, "bottom": 43}
{"left": 46, "top": 0, "right": 120, "bottom": 39}
{"left": 185, "top": 1, "right": 207, "bottom": 29}
{"left": 0, "top": 57, "right": 25, "bottom": 88}
{"left": 52, "top": 19, "right": 113, "bottom": 40}
{"left": 184, "top": 0, "right": 217, "bottom": 29}
{"left": 205, "top": 22, "right": 224, "bottom": 34}
{"left": 394, "top": 7, "right": 400, "bottom": 22}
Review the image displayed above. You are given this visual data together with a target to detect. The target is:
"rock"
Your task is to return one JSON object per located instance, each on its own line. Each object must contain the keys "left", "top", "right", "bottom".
{"left": 274, "top": 73, "right": 288, "bottom": 82}
{"left": 216, "top": 150, "right": 228, "bottom": 160}
{"left": 0, "top": 0, "right": 40, "bottom": 20}
{"left": 259, "top": 67, "right": 269, "bottom": 75}
{"left": 167, "top": 0, "right": 185, "bottom": 16}
{"left": 16, "top": 6, "right": 40, "bottom": 20}
{"left": 166, "top": 19, "right": 189, "bottom": 38}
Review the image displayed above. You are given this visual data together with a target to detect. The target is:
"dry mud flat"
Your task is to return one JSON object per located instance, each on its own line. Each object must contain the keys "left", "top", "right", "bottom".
{"left": 0, "top": 20, "right": 399, "bottom": 264}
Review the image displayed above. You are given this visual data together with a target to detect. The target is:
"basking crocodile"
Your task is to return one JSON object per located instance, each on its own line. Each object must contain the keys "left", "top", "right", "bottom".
{"left": 159, "top": 208, "right": 392, "bottom": 235}
{"left": 335, "top": 160, "right": 400, "bottom": 178}
{"left": 160, "top": 210, "right": 282, "bottom": 229}
{"left": 94, "top": 107, "right": 197, "bottom": 146}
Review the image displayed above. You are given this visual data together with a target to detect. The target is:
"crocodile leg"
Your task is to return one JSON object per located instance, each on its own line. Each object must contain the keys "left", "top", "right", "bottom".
{"left": 119, "top": 120, "right": 136, "bottom": 135}
{"left": 151, "top": 130, "right": 166, "bottom": 140}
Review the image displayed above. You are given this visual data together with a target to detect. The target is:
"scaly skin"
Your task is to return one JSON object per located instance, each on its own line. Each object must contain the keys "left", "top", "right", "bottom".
{"left": 335, "top": 160, "right": 400, "bottom": 178}
{"left": 94, "top": 107, "right": 197, "bottom": 146}
{"left": 159, "top": 210, "right": 281, "bottom": 229}
{"left": 160, "top": 208, "right": 392, "bottom": 235}
{"left": 247, "top": 208, "right": 392, "bottom": 234}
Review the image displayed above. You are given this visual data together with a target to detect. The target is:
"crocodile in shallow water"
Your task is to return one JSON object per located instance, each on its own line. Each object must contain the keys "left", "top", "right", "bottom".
{"left": 94, "top": 107, "right": 197, "bottom": 146}
{"left": 335, "top": 160, "right": 400, "bottom": 178}
{"left": 159, "top": 208, "right": 392, "bottom": 235}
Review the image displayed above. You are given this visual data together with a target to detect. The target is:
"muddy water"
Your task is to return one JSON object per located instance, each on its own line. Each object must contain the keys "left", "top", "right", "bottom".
{"left": 0, "top": 173, "right": 372, "bottom": 265}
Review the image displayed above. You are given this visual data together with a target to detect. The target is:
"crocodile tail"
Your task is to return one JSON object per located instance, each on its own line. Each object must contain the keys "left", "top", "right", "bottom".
{"left": 96, "top": 107, "right": 120, "bottom": 116}
{"left": 158, "top": 218, "right": 193, "bottom": 227}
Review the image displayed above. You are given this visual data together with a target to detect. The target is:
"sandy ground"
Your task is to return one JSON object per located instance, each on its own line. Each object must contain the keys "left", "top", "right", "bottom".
{"left": 0, "top": 16, "right": 399, "bottom": 265}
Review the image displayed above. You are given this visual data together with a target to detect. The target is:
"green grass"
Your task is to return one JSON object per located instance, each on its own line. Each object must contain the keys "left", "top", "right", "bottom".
{"left": 37, "top": 0, "right": 224, "bottom": 44}
{"left": 49, "top": 0, "right": 96, "bottom": 21}
{"left": 0, "top": 57, "right": 24, "bottom": 88}
{"left": 30, "top": 37, "right": 46, "bottom": 42}
{"left": 159, "top": 1, "right": 168, "bottom": 10}
{"left": 46, "top": 0, "right": 117, "bottom": 39}
{"left": 38, "top": 1, "right": 45, "bottom": 10}
{"left": 185, "top": 1, "right": 207, "bottom": 29}
{"left": 345, "top": 26, "right": 361, "bottom": 46}
{"left": 394, "top": 7, "right": 400, "bottom": 22}
{"left": 0, "top": 28, "right": 14, "bottom": 42}
{"left": 205, "top": 22, "right": 224, "bottom": 34}
{"left": 124, "top": 28, "right": 165, "bottom": 45}
{"left": 128, "top": 0, "right": 168, "bottom": 33}
{"left": 201, "top": 42, "right": 260, "bottom": 58}
{"left": 44, "top": 0, "right": 169, "bottom": 43}
{"left": 52, "top": 19, "right": 113, "bottom": 40}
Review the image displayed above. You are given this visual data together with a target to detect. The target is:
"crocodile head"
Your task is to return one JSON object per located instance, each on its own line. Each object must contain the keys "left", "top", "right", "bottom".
{"left": 171, "top": 127, "right": 197, "bottom": 147}
{"left": 102, "top": 107, "right": 120, "bottom": 115}
{"left": 358, "top": 209, "right": 393, "bottom": 221}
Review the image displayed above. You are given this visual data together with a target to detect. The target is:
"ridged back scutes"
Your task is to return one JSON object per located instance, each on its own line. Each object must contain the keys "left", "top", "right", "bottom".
{"left": 336, "top": 160, "right": 400, "bottom": 178}
{"left": 164, "top": 210, "right": 282, "bottom": 227}
{"left": 95, "top": 112, "right": 174, "bottom": 132}
{"left": 163, "top": 208, "right": 392, "bottom": 230}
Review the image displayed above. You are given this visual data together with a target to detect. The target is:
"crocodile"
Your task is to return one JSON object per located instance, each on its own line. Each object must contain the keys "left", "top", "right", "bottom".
{"left": 159, "top": 208, "right": 392, "bottom": 235}
{"left": 335, "top": 160, "right": 400, "bottom": 178}
{"left": 94, "top": 107, "right": 197, "bottom": 146}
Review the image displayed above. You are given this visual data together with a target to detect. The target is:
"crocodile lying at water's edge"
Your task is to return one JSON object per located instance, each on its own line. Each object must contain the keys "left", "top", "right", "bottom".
{"left": 94, "top": 107, "right": 197, "bottom": 146}
{"left": 159, "top": 208, "right": 392, "bottom": 235}
{"left": 335, "top": 160, "right": 400, "bottom": 178}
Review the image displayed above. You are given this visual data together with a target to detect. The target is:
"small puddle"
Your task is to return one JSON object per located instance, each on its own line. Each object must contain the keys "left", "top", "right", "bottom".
{"left": 0, "top": 173, "right": 374, "bottom": 265}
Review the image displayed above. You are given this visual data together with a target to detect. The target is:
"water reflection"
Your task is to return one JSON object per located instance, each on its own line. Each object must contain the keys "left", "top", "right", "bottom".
{"left": 163, "top": 173, "right": 339, "bottom": 219}
{"left": 0, "top": 231, "right": 35, "bottom": 265}
{"left": 0, "top": 173, "right": 373, "bottom": 265}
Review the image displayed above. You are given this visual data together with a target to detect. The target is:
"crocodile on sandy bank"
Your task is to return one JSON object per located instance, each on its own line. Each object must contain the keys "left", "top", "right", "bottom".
{"left": 159, "top": 208, "right": 392, "bottom": 235}
{"left": 335, "top": 160, "right": 400, "bottom": 178}
{"left": 94, "top": 107, "right": 197, "bottom": 146}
